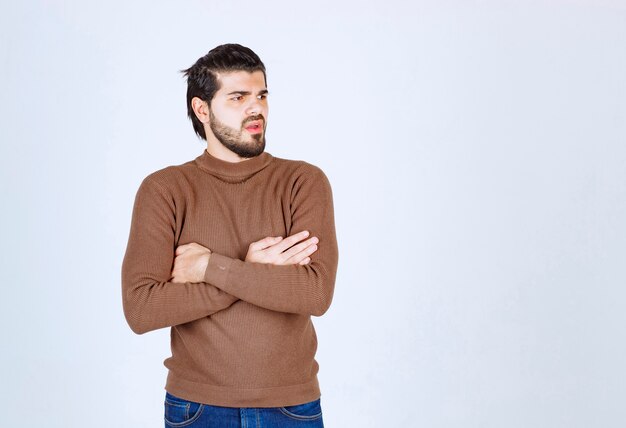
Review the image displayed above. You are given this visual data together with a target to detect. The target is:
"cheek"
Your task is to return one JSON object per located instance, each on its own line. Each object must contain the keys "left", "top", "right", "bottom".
{"left": 217, "top": 109, "right": 242, "bottom": 128}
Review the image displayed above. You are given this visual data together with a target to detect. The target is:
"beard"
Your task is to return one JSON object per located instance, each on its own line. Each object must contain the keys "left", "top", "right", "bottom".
{"left": 209, "top": 110, "right": 266, "bottom": 158}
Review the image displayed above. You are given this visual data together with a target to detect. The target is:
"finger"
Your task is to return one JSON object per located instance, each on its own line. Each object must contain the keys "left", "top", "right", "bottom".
{"left": 190, "top": 242, "right": 209, "bottom": 251}
{"left": 287, "top": 246, "right": 315, "bottom": 265}
{"left": 299, "top": 257, "right": 311, "bottom": 265}
{"left": 271, "top": 230, "right": 310, "bottom": 254}
{"left": 175, "top": 245, "right": 190, "bottom": 255}
{"left": 280, "top": 237, "right": 318, "bottom": 261}
{"left": 284, "top": 243, "right": 318, "bottom": 265}
{"left": 250, "top": 236, "right": 283, "bottom": 251}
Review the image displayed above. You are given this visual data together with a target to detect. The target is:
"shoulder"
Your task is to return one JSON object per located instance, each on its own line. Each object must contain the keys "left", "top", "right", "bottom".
{"left": 270, "top": 155, "right": 330, "bottom": 184}
{"left": 269, "top": 155, "right": 334, "bottom": 202}
{"left": 138, "top": 159, "right": 197, "bottom": 195}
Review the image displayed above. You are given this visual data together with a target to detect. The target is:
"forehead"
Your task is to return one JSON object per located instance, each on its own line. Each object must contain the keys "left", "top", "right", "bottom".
{"left": 215, "top": 70, "right": 266, "bottom": 93}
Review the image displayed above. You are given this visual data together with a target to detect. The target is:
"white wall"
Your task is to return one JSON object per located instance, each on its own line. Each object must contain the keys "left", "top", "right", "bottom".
{"left": 1, "top": 1, "right": 625, "bottom": 427}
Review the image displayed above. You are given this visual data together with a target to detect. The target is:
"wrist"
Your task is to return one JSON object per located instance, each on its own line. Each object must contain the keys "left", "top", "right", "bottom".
{"left": 197, "top": 249, "right": 211, "bottom": 282}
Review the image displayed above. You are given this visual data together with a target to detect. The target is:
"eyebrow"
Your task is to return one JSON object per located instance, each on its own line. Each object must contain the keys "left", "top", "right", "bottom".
{"left": 225, "top": 89, "right": 269, "bottom": 96}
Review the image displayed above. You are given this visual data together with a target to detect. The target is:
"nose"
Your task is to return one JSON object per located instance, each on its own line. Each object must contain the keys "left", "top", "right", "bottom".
{"left": 245, "top": 97, "right": 264, "bottom": 116}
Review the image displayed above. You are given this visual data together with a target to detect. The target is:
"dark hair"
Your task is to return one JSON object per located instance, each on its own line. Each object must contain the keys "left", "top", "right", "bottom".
{"left": 179, "top": 44, "right": 267, "bottom": 140}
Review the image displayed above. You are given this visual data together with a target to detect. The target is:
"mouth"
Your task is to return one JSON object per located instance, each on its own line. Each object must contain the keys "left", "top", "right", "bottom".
{"left": 244, "top": 120, "right": 264, "bottom": 134}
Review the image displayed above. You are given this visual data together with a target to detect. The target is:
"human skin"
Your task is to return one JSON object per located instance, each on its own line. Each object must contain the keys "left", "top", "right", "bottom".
{"left": 192, "top": 69, "right": 269, "bottom": 163}
{"left": 169, "top": 69, "right": 318, "bottom": 284}
{"left": 170, "top": 231, "right": 319, "bottom": 284}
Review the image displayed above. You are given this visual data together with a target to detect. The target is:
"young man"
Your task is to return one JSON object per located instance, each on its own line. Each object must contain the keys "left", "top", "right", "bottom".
{"left": 121, "top": 44, "right": 339, "bottom": 427}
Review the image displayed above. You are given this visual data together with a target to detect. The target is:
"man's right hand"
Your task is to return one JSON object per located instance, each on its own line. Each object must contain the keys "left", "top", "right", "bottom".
{"left": 245, "top": 230, "right": 319, "bottom": 266}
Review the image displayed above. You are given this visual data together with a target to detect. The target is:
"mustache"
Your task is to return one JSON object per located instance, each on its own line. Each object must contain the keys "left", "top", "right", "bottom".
{"left": 243, "top": 115, "right": 265, "bottom": 126}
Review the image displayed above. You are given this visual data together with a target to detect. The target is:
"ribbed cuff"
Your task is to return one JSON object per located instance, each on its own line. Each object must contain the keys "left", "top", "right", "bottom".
{"left": 203, "top": 252, "right": 234, "bottom": 288}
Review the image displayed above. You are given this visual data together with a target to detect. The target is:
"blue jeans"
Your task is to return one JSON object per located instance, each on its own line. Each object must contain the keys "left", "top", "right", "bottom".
{"left": 164, "top": 391, "right": 325, "bottom": 427}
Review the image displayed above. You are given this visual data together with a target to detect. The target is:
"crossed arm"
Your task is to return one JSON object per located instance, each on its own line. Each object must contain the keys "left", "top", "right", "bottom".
{"left": 121, "top": 166, "right": 338, "bottom": 335}
{"left": 170, "top": 231, "right": 318, "bottom": 285}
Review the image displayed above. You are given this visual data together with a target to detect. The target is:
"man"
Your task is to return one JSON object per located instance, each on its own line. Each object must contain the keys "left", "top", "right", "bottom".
{"left": 121, "top": 43, "right": 338, "bottom": 428}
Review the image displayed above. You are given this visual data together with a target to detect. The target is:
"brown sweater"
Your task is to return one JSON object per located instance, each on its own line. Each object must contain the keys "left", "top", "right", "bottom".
{"left": 121, "top": 148, "right": 339, "bottom": 407}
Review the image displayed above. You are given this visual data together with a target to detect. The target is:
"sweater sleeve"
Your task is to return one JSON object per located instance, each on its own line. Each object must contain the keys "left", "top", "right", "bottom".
{"left": 203, "top": 165, "right": 339, "bottom": 317}
{"left": 121, "top": 176, "right": 239, "bottom": 335}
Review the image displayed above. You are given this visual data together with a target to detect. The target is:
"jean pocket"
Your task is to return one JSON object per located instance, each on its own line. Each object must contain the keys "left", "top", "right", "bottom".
{"left": 279, "top": 398, "right": 323, "bottom": 420}
{"left": 164, "top": 392, "right": 204, "bottom": 427}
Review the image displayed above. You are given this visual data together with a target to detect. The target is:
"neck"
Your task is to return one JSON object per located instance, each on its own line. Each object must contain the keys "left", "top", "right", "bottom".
{"left": 195, "top": 147, "right": 274, "bottom": 183}
{"left": 206, "top": 140, "right": 253, "bottom": 163}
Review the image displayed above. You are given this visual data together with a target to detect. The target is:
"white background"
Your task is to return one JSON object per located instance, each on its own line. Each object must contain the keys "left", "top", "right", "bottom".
{"left": 1, "top": 1, "right": 625, "bottom": 427}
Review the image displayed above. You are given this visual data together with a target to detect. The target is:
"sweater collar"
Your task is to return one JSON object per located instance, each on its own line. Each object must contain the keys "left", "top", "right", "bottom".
{"left": 194, "top": 148, "right": 274, "bottom": 182}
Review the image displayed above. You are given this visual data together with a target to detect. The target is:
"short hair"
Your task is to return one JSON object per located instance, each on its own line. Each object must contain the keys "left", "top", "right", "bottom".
{"left": 180, "top": 43, "right": 267, "bottom": 140}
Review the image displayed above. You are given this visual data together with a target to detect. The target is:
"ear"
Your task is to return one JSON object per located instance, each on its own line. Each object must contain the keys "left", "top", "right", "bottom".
{"left": 191, "top": 97, "right": 210, "bottom": 123}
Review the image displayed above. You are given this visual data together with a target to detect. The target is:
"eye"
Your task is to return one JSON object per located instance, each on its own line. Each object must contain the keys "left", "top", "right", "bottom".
{"left": 231, "top": 95, "right": 243, "bottom": 101}
{"left": 258, "top": 94, "right": 268, "bottom": 100}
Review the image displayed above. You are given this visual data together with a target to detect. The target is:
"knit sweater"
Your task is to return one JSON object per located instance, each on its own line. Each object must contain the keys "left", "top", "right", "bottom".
{"left": 121, "top": 148, "right": 339, "bottom": 407}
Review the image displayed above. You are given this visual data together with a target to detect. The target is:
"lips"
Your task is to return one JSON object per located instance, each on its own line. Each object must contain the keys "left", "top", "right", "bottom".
{"left": 244, "top": 120, "right": 263, "bottom": 133}
{"left": 245, "top": 120, "right": 263, "bottom": 129}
